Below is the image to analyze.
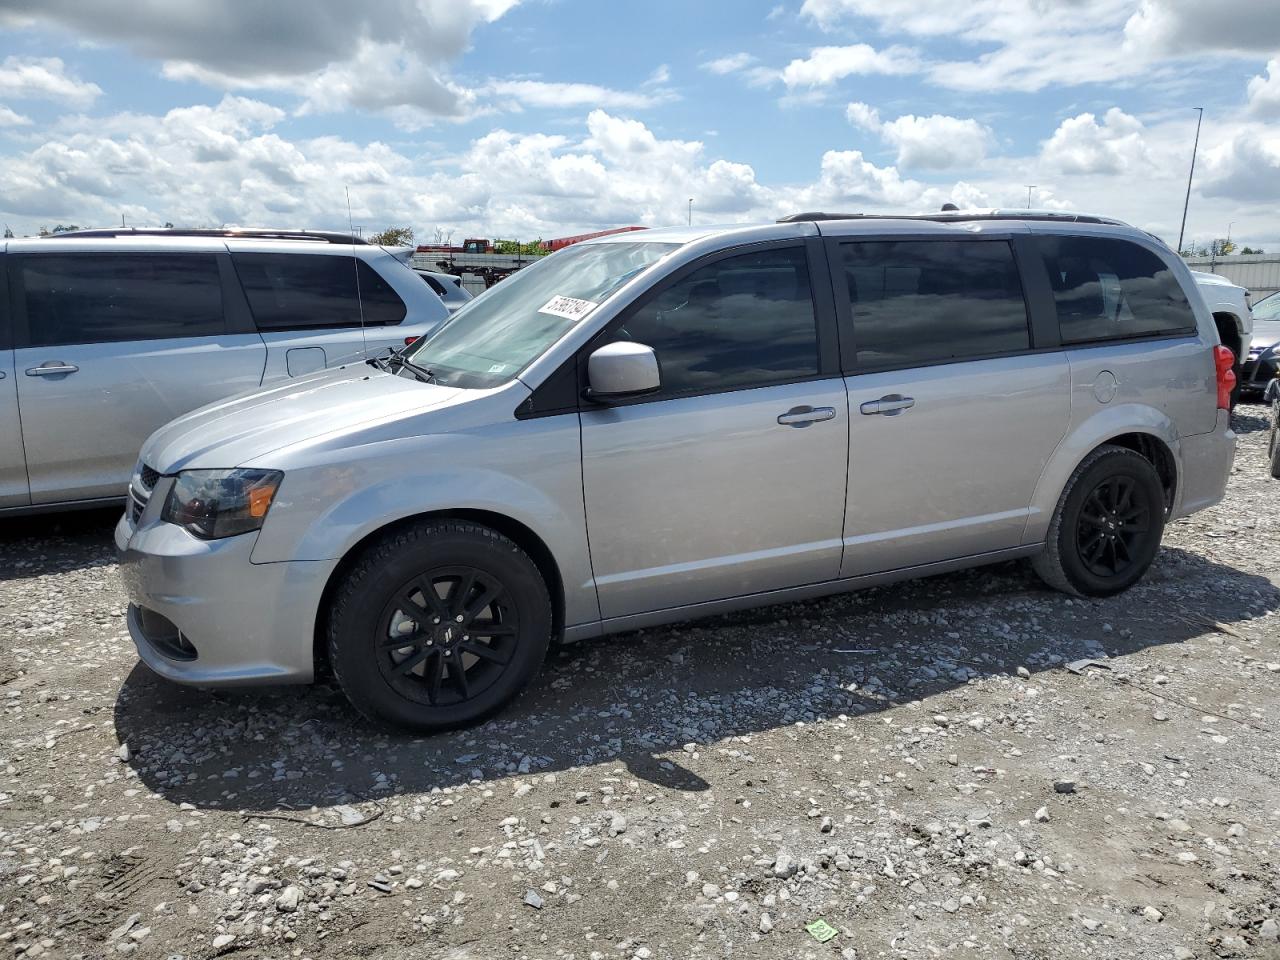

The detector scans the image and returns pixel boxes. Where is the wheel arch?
[1212,311,1244,360]
[1026,405,1181,545]
[313,508,567,678]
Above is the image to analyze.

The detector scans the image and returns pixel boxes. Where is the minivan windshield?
[402,240,681,388]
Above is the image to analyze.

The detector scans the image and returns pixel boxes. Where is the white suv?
[0,229,449,512]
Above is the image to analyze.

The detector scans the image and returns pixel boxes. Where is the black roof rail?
[42,227,368,244]
[777,210,1127,226]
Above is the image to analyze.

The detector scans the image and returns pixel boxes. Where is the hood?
[140,363,464,473]
[1251,319,1280,349]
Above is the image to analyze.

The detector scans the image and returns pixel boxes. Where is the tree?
[50,223,81,234]
[369,226,415,246]
[1242,245,1266,255]
[2,226,12,239]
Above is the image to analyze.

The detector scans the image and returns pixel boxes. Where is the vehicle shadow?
[0,507,119,580]
[1231,402,1270,435]
[111,545,1280,811]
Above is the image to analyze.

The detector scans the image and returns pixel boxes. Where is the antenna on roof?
[346,187,368,361]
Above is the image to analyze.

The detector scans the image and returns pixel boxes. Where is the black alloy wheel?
[1032,444,1166,598]
[1073,476,1154,579]
[376,566,517,707]
[328,520,551,732]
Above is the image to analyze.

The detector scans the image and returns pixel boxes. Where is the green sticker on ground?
[806,919,838,943]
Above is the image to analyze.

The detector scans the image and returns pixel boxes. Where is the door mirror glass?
[587,341,660,401]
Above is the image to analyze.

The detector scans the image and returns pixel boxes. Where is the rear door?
[0,250,29,509]
[14,250,267,504]
[833,234,1071,576]
[230,250,427,378]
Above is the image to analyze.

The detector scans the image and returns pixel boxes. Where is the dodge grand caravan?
[117,212,1238,732]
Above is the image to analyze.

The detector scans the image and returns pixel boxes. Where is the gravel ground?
[2,407,1279,960]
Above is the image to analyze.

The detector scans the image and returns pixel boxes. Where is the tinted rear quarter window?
[233,253,407,330]
[838,240,1030,369]
[1034,235,1196,344]
[21,254,224,347]
[615,245,819,396]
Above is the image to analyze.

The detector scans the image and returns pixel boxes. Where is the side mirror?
[586,341,661,402]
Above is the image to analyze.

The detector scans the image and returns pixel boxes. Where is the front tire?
[1033,445,1166,598]
[327,520,551,733]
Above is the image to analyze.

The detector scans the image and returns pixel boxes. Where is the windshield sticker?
[538,295,598,322]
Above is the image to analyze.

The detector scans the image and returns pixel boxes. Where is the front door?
[14,252,267,504]
[832,237,1070,576]
[580,243,849,620]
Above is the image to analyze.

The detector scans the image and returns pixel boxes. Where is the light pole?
[688,198,693,226]
[1025,185,1036,209]
[1177,107,1204,256]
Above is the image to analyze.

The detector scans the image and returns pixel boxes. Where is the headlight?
[161,469,283,539]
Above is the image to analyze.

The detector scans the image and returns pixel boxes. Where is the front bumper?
[115,498,338,687]
[1239,352,1278,394]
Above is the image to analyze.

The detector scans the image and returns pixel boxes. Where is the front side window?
[22,254,224,347]
[614,246,819,396]
[838,240,1030,369]
[1033,236,1196,344]
[405,240,681,389]
[233,253,406,330]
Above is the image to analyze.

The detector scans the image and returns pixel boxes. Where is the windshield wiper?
[387,354,436,383]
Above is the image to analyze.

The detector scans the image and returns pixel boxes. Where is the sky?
[0,0,1278,250]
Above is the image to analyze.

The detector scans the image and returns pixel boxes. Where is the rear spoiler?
[382,245,415,265]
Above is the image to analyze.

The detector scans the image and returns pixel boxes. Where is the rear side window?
[418,273,448,297]
[1033,236,1196,344]
[21,254,224,347]
[233,254,407,330]
[615,246,819,396]
[838,240,1030,369]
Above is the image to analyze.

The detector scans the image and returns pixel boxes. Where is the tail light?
[1214,344,1237,410]
[404,336,420,346]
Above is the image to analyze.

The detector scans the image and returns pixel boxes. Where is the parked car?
[117,213,1237,732]
[414,268,473,314]
[0,228,449,513]
[1267,379,1280,478]
[1240,318,1280,399]
[1189,270,1252,405]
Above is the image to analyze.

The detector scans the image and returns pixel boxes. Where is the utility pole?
[688,198,693,226]
[1177,107,1204,256]
[1025,185,1035,209]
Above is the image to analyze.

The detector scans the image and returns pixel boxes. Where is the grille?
[128,487,148,525]
[138,464,161,491]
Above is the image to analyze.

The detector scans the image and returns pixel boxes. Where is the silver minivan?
[116,213,1237,731]
[0,229,449,511]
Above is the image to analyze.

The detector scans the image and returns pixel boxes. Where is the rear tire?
[1033,445,1166,598]
[327,520,551,733]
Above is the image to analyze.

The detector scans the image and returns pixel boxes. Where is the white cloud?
[2,1,518,123]
[1123,0,1280,56]
[0,56,101,107]
[1041,108,1150,175]
[781,44,922,88]
[0,105,32,127]
[1247,60,1280,118]
[846,102,991,170]
[485,80,677,111]
[701,53,755,75]
[1200,133,1280,203]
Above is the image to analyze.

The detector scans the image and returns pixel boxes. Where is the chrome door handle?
[26,363,79,377]
[859,394,915,416]
[777,405,836,427]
